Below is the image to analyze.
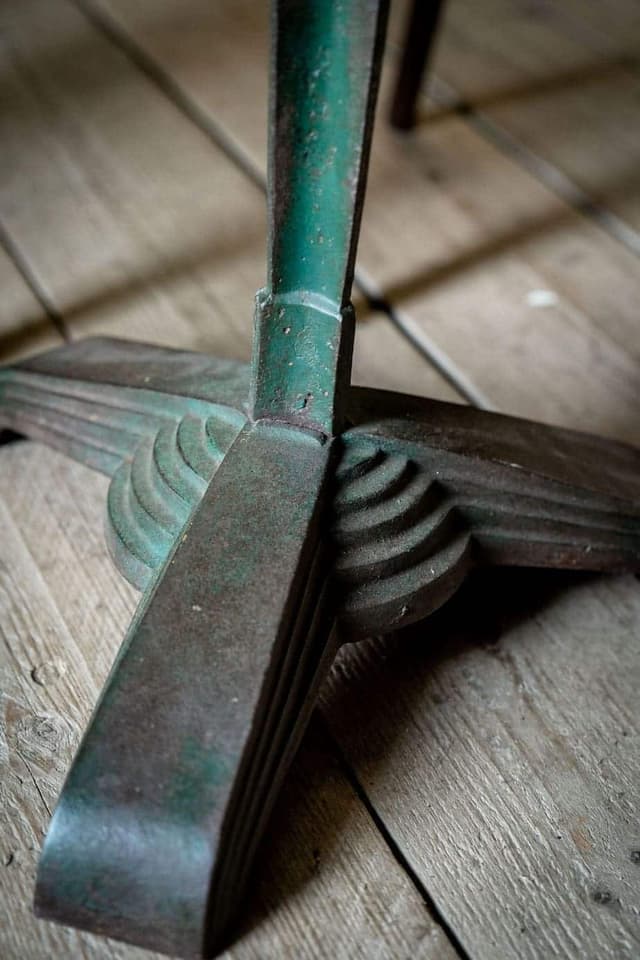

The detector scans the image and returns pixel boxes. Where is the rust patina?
[1,1,639,957]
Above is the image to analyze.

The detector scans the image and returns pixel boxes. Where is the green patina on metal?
[0,361,247,589]
[166,737,234,825]
[251,0,386,433]
[1,1,640,958]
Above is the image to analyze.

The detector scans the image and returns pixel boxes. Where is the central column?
[251,0,389,434]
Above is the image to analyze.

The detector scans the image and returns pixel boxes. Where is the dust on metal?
[0,0,639,957]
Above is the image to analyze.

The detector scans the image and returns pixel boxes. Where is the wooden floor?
[1,1,640,957]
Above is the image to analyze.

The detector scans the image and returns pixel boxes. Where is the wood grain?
[1,449,455,960]
[0,0,456,403]
[96,0,640,439]
[0,247,61,362]
[322,568,640,959]
[392,0,640,237]
[0,0,460,957]
[73,1,640,957]
[1,0,640,958]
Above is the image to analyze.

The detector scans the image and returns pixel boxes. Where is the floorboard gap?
[354,267,494,409]
[69,0,479,405]
[71,0,265,191]
[427,75,640,260]
[321,715,473,960]
[0,218,69,341]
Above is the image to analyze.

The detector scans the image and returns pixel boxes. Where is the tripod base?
[2,337,639,956]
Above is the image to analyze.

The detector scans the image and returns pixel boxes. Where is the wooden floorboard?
[2,449,455,960]
[96,0,640,437]
[0,245,61,362]
[0,1,461,958]
[392,0,640,239]
[1,0,640,958]
[322,568,640,959]
[0,0,456,400]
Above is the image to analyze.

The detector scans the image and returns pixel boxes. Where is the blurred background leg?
[390,0,445,130]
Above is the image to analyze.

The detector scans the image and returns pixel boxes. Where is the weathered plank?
[1,450,460,960]
[322,568,640,960]
[0,0,462,958]
[0,246,61,362]
[96,0,640,438]
[73,2,640,959]
[391,0,640,237]
[0,477,153,960]
[0,0,456,402]
[3,0,640,958]
[1,448,459,960]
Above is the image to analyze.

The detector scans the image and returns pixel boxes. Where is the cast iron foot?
[2,336,639,955]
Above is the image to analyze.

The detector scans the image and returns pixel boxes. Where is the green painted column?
[250,0,389,435]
